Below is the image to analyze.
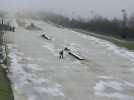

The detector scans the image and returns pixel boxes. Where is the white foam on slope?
[94,80,134,100]
[42,42,59,56]
[8,44,64,100]
[81,34,134,64]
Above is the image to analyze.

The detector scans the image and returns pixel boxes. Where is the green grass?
[74,28,134,51]
[114,41,134,50]
[0,65,14,100]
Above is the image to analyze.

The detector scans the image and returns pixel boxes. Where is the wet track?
[7,19,134,100]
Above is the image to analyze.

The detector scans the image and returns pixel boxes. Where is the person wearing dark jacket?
[59,50,64,59]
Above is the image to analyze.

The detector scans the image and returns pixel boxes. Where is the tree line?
[38,12,134,40]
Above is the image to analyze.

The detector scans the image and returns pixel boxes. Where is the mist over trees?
[0,11,7,18]
[128,13,134,29]
[0,11,7,25]
[36,11,134,40]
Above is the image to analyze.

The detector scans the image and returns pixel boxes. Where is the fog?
[0,0,134,18]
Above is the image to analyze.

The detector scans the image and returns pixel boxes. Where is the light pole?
[121,9,127,28]
[121,9,127,38]
[90,10,94,19]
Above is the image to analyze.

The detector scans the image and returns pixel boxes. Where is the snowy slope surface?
[7,19,134,100]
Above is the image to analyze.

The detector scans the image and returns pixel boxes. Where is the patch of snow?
[42,43,58,56]
[31,78,64,96]
[8,44,64,99]
[25,57,33,61]
[130,68,134,73]
[95,92,133,100]
[36,86,64,96]
[94,80,134,100]
[124,81,134,87]
[27,95,36,100]
[81,34,134,64]
[81,34,88,39]
[94,80,105,92]
[94,80,123,91]
[99,76,114,79]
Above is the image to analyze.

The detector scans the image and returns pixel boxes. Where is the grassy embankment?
[0,30,14,99]
[0,63,14,100]
[74,28,134,50]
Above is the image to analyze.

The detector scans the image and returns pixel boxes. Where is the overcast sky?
[0,0,134,18]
